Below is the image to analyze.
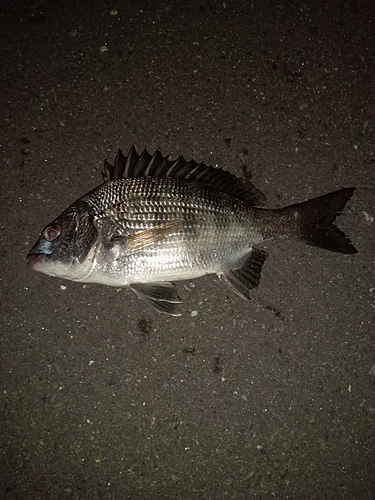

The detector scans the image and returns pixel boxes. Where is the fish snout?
[26,252,47,269]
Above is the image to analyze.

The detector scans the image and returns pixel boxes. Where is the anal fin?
[221,248,268,299]
[130,282,182,316]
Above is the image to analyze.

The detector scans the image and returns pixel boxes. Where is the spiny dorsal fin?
[103,146,266,206]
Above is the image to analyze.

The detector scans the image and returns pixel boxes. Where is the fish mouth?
[26,252,47,269]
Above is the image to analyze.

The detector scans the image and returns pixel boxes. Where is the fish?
[27,146,357,315]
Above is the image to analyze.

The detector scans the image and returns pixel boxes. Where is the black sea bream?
[27,147,357,315]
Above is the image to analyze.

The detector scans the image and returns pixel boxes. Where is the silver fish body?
[27,147,357,315]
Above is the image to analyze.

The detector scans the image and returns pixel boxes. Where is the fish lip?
[26,252,47,268]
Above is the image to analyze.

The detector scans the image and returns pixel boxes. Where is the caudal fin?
[290,188,357,254]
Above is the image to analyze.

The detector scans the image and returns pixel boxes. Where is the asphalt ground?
[1,0,374,498]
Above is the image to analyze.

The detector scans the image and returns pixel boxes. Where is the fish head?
[27,205,100,282]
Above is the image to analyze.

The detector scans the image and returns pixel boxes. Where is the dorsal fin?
[103,146,266,206]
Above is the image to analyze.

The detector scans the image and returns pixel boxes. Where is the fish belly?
[86,224,259,287]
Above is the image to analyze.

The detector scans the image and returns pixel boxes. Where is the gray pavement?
[1,1,374,498]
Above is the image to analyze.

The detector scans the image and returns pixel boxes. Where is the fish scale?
[90,178,253,276]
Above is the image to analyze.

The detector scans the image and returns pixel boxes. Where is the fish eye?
[43,224,62,242]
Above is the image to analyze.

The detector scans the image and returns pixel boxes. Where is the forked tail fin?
[288,188,357,254]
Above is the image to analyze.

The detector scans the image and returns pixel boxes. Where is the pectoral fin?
[130,282,182,316]
[221,248,268,299]
[110,220,189,257]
